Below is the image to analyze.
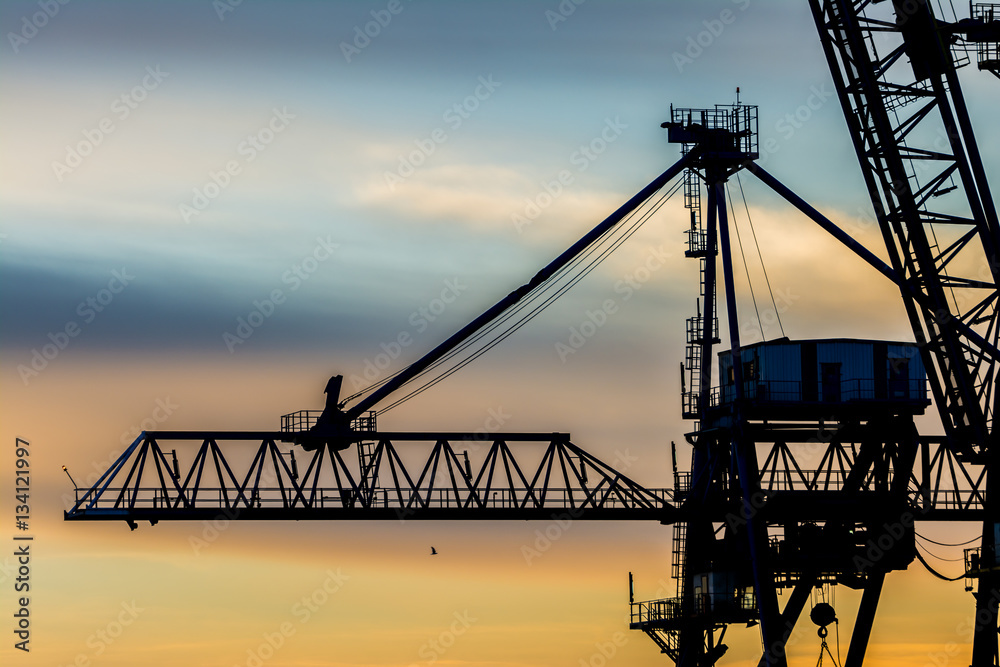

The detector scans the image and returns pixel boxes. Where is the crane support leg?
[971,566,1000,666]
[844,571,884,667]
[972,425,1000,666]
[714,178,785,666]
[756,576,815,667]
[844,424,917,666]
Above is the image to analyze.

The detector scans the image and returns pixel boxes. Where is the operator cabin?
[716,338,930,418]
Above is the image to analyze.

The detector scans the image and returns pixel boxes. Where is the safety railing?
[631,591,756,625]
[280,410,376,433]
[714,378,929,406]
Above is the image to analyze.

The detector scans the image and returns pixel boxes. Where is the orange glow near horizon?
[0,353,983,667]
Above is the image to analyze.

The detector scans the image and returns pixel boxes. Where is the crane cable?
[392,178,683,394]
[341,367,404,405]
[914,547,966,581]
[814,624,842,667]
[376,179,682,415]
[373,178,684,415]
[737,172,785,338]
[342,187,661,407]
[915,532,980,547]
[376,206,637,408]
[726,181,765,342]
[915,538,966,562]
[339,194,635,406]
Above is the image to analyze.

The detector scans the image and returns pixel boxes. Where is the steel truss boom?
[64,431,674,524]
[808,1,1000,662]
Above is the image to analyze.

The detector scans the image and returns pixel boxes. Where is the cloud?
[355,163,529,227]
[352,161,652,243]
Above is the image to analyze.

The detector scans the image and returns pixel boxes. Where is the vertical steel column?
[844,572,884,667]
[714,177,785,666]
[699,174,719,415]
[972,431,1000,665]
[677,175,722,667]
[677,171,718,667]
[845,419,918,666]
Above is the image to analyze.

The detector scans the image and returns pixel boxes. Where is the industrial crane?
[66,1,1000,665]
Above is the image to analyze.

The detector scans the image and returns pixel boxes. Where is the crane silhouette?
[65,2,1000,665]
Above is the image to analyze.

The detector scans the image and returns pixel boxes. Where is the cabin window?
[726,361,755,385]
[889,358,909,399]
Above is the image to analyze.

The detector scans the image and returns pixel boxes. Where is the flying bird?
[430,547,438,555]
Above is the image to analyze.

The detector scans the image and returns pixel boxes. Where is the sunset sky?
[1,1,997,666]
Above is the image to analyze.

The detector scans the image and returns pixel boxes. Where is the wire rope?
[726,181,764,341]
[374,178,684,415]
[916,532,980,547]
[736,172,785,338]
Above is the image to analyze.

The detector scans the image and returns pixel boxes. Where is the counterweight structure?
[65,1,1000,665]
